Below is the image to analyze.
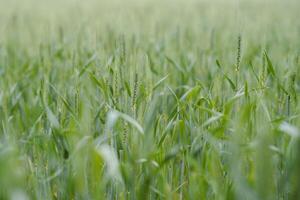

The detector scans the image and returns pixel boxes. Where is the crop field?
[0,0,300,199]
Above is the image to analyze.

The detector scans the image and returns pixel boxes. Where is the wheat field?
[0,0,300,199]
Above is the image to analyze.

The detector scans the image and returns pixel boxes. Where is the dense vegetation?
[0,0,300,199]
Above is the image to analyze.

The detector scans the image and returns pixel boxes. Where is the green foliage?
[0,0,300,199]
